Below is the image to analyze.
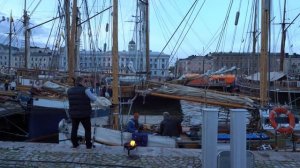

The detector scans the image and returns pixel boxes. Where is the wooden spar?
[260,0,269,107]
[8,11,13,68]
[279,0,287,71]
[24,1,30,69]
[67,0,77,84]
[112,0,119,129]
[251,0,258,75]
[145,0,150,80]
[148,92,253,109]
[64,0,70,80]
[148,80,260,101]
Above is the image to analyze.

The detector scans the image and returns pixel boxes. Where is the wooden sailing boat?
[236,0,300,107]
[258,0,300,135]
[58,0,181,148]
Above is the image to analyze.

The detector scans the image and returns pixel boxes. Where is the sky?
[0,0,300,65]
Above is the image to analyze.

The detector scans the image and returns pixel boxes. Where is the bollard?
[202,108,219,168]
[230,109,247,168]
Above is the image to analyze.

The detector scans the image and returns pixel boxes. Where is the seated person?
[160,112,182,137]
[126,111,143,133]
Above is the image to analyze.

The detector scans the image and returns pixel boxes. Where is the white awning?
[245,71,286,81]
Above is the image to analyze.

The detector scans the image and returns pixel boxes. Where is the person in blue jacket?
[127,111,142,133]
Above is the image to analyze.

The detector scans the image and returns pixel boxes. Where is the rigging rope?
[169,0,207,68]
[238,0,251,53]
[151,0,175,52]
[230,0,243,52]
[215,0,233,52]
[157,0,199,59]
[169,0,199,57]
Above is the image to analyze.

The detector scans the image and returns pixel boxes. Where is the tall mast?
[251,0,258,75]
[24,0,30,69]
[67,0,77,83]
[145,0,150,80]
[8,11,13,69]
[112,0,119,129]
[260,0,270,107]
[279,0,286,72]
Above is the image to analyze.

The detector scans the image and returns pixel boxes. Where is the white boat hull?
[59,117,176,148]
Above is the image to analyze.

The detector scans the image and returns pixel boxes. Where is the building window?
[162,59,165,62]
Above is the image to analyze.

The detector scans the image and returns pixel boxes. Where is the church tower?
[128,40,136,52]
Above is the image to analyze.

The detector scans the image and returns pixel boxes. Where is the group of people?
[3,79,16,91]
[67,77,182,149]
[126,111,182,137]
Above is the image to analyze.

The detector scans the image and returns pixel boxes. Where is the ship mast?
[112,0,119,129]
[8,11,13,69]
[250,0,258,75]
[279,0,287,72]
[260,0,270,107]
[24,0,30,69]
[145,0,150,80]
[66,0,77,84]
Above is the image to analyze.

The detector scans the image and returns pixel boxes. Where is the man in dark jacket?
[67,77,97,149]
[160,112,182,137]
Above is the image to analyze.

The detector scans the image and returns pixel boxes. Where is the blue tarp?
[218,133,270,140]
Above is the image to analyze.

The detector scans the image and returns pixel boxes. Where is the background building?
[176,52,300,78]
[176,55,214,77]
[59,40,170,78]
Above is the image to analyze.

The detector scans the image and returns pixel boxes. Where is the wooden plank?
[147,92,253,109]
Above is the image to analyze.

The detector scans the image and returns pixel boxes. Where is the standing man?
[67,77,97,149]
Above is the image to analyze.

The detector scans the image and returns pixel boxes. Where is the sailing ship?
[236,0,300,108]
[254,1,300,137]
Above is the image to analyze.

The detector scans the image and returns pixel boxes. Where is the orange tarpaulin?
[210,74,235,84]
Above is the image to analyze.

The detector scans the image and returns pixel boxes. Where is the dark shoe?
[86,145,95,149]
[72,144,79,148]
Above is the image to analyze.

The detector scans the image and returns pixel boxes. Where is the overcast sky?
[0,0,300,64]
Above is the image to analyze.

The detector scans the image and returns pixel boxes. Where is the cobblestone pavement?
[0,142,300,167]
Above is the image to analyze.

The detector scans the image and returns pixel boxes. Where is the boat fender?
[269,106,295,134]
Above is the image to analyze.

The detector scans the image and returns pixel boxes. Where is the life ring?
[269,107,295,134]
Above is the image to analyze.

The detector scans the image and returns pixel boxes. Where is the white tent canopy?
[245,72,286,81]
